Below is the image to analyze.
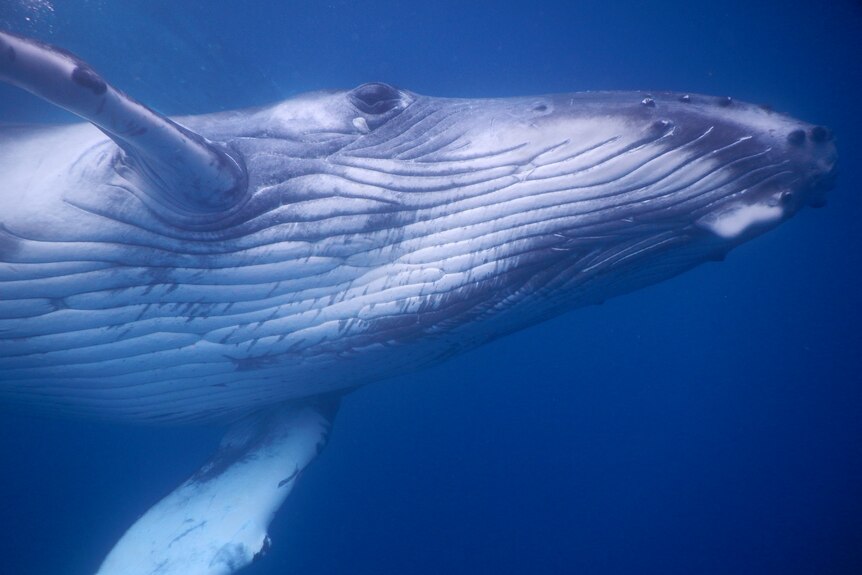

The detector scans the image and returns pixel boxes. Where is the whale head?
[190,84,837,328]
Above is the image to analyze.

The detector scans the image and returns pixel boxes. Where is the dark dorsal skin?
[0,31,836,423]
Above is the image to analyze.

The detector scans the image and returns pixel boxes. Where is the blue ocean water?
[0,1,860,574]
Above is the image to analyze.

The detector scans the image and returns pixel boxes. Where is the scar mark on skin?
[71,66,107,95]
[278,466,300,487]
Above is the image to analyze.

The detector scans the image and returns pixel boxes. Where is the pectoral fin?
[0,31,246,212]
[96,401,337,575]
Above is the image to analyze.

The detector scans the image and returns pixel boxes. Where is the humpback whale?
[0,30,837,574]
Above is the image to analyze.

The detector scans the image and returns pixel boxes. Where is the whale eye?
[350,82,403,114]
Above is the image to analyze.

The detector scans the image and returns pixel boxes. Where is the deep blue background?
[1,1,860,574]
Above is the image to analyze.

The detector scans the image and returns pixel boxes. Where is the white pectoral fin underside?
[96,401,338,575]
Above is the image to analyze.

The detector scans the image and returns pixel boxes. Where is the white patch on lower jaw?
[698,202,784,239]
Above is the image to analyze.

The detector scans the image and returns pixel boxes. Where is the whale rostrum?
[0,30,837,574]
